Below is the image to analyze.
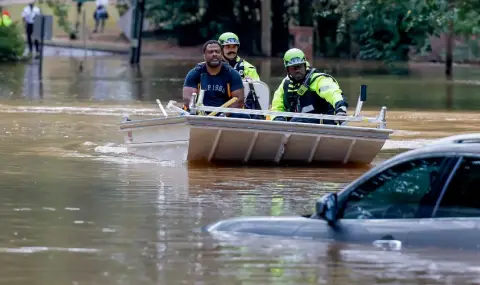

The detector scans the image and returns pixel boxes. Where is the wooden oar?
[207,97,238,116]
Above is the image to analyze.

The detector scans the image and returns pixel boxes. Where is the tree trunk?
[445,20,454,77]
[271,0,289,56]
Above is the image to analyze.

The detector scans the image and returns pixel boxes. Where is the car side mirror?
[315,193,338,224]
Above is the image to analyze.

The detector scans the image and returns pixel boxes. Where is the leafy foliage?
[45,0,76,36]
[0,24,25,62]
[144,0,262,54]
[115,0,130,17]
[350,0,452,62]
[454,0,480,36]
[143,0,479,60]
[145,0,200,30]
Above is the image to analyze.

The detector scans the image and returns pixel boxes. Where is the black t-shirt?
[183,63,243,107]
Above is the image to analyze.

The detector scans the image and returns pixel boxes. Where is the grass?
[3,2,120,37]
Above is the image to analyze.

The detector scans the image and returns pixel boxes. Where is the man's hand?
[273,116,287,121]
[182,87,197,107]
[334,106,347,125]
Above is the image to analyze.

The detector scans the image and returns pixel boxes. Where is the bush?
[0,24,25,62]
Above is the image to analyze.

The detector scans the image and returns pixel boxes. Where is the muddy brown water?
[0,55,479,284]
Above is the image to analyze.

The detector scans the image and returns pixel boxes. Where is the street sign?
[33,15,53,41]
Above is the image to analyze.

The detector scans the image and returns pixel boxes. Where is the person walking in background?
[93,5,108,33]
[21,1,41,58]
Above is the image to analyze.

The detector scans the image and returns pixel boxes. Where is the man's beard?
[292,73,304,81]
[206,59,221,67]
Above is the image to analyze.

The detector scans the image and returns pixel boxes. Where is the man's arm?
[21,7,27,24]
[310,76,348,114]
[269,78,286,121]
[229,69,245,108]
[182,68,199,107]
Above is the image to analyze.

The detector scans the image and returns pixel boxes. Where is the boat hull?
[120,116,392,165]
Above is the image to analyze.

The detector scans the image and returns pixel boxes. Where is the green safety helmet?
[283,48,307,67]
[218,32,240,46]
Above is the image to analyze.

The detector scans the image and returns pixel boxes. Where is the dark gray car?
[205,134,480,251]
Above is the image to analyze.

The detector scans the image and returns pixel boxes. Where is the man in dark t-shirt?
[183,40,249,118]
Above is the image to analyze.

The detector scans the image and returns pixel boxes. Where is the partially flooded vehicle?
[205,134,480,251]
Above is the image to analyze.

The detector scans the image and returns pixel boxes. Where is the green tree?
[454,0,480,36]
[351,0,452,62]
[44,0,76,37]
[0,24,25,62]
[145,0,263,54]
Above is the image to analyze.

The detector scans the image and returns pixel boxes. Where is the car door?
[320,155,455,249]
[406,155,480,250]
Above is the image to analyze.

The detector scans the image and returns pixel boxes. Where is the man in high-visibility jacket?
[0,10,13,27]
[218,32,260,81]
[218,32,263,116]
[270,48,349,125]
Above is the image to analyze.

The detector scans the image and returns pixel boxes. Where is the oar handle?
[207,97,238,117]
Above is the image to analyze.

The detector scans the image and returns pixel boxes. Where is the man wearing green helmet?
[218,32,260,81]
[270,48,348,124]
[218,32,263,117]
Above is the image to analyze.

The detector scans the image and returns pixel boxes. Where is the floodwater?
[0,49,480,284]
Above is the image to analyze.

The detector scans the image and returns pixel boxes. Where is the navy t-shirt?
[183,63,244,107]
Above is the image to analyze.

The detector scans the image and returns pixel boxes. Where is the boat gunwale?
[125,129,387,147]
[119,115,393,137]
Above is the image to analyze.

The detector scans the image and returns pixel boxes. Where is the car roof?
[334,134,480,200]
[428,133,480,146]
[404,143,480,157]
[390,133,480,159]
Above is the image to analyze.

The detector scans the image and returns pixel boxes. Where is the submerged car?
[205,134,480,250]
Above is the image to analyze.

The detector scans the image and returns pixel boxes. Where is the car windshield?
[340,157,446,219]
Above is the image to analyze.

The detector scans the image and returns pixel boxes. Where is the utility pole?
[261,0,271,57]
[38,15,45,79]
[134,0,145,64]
[129,0,145,65]
[445,0,454,78]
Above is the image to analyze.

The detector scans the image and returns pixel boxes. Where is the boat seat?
[242,80,270,111]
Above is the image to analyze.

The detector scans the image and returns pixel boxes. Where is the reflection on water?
[1,57,480,111]
[23,62,44,102]
[0,56,479,284]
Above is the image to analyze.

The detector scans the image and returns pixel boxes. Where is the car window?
[340,157,447,219]
[434,156,480,218]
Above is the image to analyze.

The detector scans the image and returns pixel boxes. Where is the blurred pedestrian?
[21,1,41,57]
[93,5,108,33]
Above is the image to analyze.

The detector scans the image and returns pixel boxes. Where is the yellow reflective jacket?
[0,14,12,27]
[230,56,260,81]
[269,69,346,120]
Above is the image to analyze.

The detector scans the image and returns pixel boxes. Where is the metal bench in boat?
[119,82,393,165]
